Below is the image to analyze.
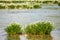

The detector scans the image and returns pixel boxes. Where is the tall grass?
[5,23,22,35]
[25,22,53,35]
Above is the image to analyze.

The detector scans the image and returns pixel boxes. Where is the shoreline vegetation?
[5,22,53,36]
[0,1,60,9]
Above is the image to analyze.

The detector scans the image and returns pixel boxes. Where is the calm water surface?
[0,6,60,40]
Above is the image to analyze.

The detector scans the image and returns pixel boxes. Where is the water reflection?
[5,34,52,40]
[6,35,20,40]
[27,35,52,40]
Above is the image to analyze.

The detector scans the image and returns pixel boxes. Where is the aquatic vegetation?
[22,5,28,9]
[12,1,24,3]
[8,5,15,9]
[0,1,59,9]
[0,1,42,9]
[5,23,22,35]
[33,5,41,9]
[25,22,53,35]
[0,5,5,9]
[16,5,21,9]
[0,1,10,3]
[43,1,48,4]
[54,1,58,4]
[58,2,60,6]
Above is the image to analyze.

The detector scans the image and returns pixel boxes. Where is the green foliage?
[43,1,53,4]
[58,2,60,6]
[0,5,5,9]
[22,5,27,8]
[8,5,15,9]
[5,23,22,35]
[25,22,53,35]
[33,5,41,9]
[54,1,58,4]
[43,1,48,4]
[0,1,10,3]
[16,5,21,9]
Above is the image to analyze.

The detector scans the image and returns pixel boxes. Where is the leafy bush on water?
[0,5,5,9]
[16,5,21,9]
[8,5,15,9]
[54,1,58,4]
[58,2,60,6]
[33,5,41,9]
[22,5,28,8]
[5,23,22,35]
[25,22,53,35]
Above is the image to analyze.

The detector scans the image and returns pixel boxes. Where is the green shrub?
[26,6,33,9]
[33,5,41,9]
[16,5,21,9]
[0,5,5,9]
[58,2,60,6]
[22,5,28,9]
[5,23,22,35]
[25,22,53,35]
[54,1,58,4]
[8,5,15,9]
[43,1,48,4]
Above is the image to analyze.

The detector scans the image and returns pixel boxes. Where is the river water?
[0,5,60,40]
